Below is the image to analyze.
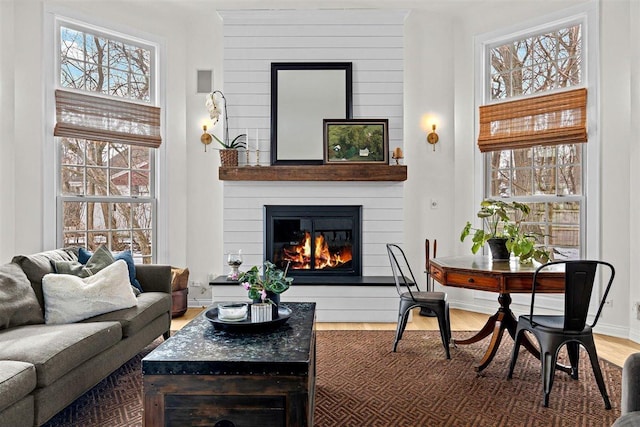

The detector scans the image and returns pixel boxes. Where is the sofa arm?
[135,265,171,294]
[622,353,640,414]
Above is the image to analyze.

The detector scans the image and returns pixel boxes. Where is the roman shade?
[477,88,587,153]
[54,89,162,148]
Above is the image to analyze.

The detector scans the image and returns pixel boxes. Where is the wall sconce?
[201,124,213,152]
[426,124,439,151]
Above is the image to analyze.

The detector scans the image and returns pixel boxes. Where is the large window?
[56,20,158,263]
[482,19,586,259]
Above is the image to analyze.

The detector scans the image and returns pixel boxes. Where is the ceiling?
[162,0,497,14]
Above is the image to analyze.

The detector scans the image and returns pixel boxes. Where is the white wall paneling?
[219,9,407,163]
[222,182,404,275]
[210,283,399,322]
[210,9,407,321]
[218,181,404,322]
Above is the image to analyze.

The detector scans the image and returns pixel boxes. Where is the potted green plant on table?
[239,261,293,305]
[205,90,246,166]
[460,199,549,264]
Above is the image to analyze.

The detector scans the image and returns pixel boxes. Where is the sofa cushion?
[0,322,122,387]
[83,291,171,337]
[11,248,78,309]
[171,267,189,291]
[0,361,36,412]
[53,244,114,277]
[0,263,44,328]
[42,260,138,324]
[79,247,143,293]
[53,246,141,296]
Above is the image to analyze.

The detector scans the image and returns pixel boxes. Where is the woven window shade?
[477,88,587,153]
[54,89,162,148]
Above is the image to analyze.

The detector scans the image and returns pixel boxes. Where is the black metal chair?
[386,243,451,359]
[507,260,615,409]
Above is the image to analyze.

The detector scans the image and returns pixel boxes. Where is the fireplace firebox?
[265,205,362,277]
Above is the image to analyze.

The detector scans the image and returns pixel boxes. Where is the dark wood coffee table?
[142,302,316,427]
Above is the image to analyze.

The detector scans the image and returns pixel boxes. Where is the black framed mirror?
[270,62,353,165]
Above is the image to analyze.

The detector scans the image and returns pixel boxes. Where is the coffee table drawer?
[165,395,285,427]
[447,272,500,291]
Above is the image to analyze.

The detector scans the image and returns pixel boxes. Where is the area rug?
[43,330,621,426]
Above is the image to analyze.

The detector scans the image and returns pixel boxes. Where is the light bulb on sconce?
[427,124,439,151]
[201,124,213,152]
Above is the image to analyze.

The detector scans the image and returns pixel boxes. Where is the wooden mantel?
[218,164,407,181]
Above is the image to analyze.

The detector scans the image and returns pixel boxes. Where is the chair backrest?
[531,260,615,331]
[386,244,419,298]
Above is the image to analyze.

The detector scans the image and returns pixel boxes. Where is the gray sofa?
[613,352,640,426]
[0,248,172,426]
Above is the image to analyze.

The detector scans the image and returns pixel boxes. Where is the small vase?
[252,291,280,319]
[487,238,510,261]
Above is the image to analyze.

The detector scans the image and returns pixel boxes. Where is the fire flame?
[281,231,352,270]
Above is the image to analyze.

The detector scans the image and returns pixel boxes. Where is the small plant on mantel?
[205,90,247,149]
[205,91,246,166]
[460,199,550,264]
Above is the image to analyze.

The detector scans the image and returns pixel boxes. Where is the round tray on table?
[205,305,292,332]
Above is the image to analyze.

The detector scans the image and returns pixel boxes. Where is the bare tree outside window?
[58,24,155,263]
[486,23,583,259]
[489,25,581,100]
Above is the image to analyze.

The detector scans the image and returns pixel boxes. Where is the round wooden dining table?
[429,256,566,372]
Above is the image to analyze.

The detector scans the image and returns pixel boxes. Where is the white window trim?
[43,5,168,263]
[473,2,600,310]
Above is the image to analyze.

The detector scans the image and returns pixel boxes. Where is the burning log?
[278,231,352,271]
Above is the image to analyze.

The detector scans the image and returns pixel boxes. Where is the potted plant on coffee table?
[239,261,293,316]
[460,199,549,263]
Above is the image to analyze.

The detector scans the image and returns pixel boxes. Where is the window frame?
[483,18,586,104]
[57,139,156,263]
[44,10,166,263]
[474,3,600,262]
[57,19,157,103]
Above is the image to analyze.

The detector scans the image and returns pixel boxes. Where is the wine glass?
[227,250,243,281]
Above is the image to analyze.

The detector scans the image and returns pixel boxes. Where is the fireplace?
[264,205,362,277]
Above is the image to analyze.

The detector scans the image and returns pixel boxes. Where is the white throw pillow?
[42,260,138,324]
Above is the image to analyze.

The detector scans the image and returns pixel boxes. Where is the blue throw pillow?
[78,247,143,293]
[77,247,92,264]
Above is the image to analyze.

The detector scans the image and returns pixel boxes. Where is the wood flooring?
[172,307,640,368]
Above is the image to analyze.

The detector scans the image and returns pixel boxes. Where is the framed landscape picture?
[323,119,389,164]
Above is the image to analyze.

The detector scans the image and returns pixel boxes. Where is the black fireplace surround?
[264,205,362,277]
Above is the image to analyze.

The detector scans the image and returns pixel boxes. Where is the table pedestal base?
[453,293,569,373]
[429,256,567,373]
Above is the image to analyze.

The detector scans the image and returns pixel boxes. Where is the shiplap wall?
[215,9,407,321]
[220,9,406,165]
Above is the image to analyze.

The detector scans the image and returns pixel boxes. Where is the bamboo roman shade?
[54,89,162,148]
[477,88,587,153]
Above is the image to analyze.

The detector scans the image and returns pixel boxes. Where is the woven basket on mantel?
[219,149,239,167]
